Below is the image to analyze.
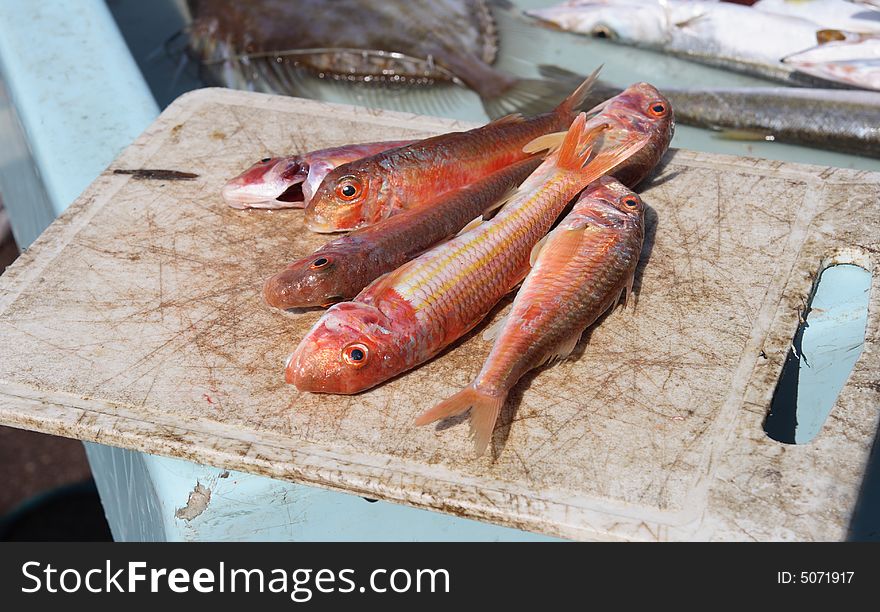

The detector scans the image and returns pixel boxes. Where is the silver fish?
[528,0,878,89]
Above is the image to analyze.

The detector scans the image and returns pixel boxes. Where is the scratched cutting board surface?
[0,89,877,541]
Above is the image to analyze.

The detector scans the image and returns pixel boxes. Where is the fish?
[752,0,880,35]
[415,176,646,455]
[303,68,600,233]
[263,156,543,309]
[527,0,879,89]
[285,110,650,394]
[783,37,880,91]
[541,69,880,157]
[663,85,880,156]
[221,140,415,210]
[186,0,576,119]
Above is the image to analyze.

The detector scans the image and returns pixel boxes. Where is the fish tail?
[480,65,599,120]
[556,113,651,180]
[415,386,506,456]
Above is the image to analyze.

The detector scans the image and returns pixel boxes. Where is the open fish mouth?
[222,180,306,208]
[222,158,310,209]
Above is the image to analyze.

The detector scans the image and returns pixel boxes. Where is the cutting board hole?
[764,263,871,445]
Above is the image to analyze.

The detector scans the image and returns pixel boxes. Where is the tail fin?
[555,112,651,179]
[415,386,505,456]
[482,75,581,119]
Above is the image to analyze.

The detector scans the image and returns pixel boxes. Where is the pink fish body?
[416,176,646,454]
[285,111,648,394]
[221,140,415,209]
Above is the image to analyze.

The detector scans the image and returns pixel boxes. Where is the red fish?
[302,68,601,232]
[416,177,647,455]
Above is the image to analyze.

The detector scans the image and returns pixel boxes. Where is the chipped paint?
[175,482,212,522]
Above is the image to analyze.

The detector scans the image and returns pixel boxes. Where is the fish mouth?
[222,158,309,209]
[222,179,305,209]
[276,182,305,203]
[304,215,343,234]
[263,270,341,310]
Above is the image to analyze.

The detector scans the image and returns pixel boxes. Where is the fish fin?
[673,11,709,29]
[415,386,506,456]
[456,215,484,237]
[554,64,602,117]
[714,128,776,142]
[558,114,650,179]
[623,272,637,309]
[532,224,590,270]
[539,65,621,110]
[482,69,597,119]
[554,114,608,171]
[484,185,518,216]
[541,331,582,366]
[523,131,567,154]
[529,234,550,266]
[482,314,508,342]
[486,113,527,127]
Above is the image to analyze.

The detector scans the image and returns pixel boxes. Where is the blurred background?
[0,0,878,540]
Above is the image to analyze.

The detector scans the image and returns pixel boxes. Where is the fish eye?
[591,24,617,40]
[342,343,369,367]
[335,176,362,201]
[310,257,331,269]
[648,101,667,117]
[622,197,640,209]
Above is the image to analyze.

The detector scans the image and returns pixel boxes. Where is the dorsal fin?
[523,131,566,154]
[485,113,526,128]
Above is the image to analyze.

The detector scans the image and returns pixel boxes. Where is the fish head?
[285,302,403,394]
[303,163,388,233]
[578,176,645,228]
[221,156,309,209]
[607,82,675,143]
[263,249,356,309]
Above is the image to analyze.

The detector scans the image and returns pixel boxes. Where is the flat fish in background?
[222,140,416,209]
[186,0,576,119]
[286,112,650,395]
[527,0,879,89]
[416,177,646,455]
[303,69,599,232]
[263,156,543,309]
